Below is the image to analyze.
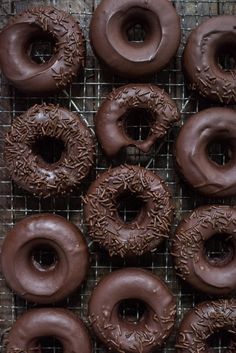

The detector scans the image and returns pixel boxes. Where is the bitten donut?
[5,308,92,353]
[172,205,236,296]
[0,6,85,94]
[5,103,95,197]
[176,299,236,353]
[84,165,174,257]
[1,214,89,303]
[95,84,180,158]
[90,0,180,78]
[89,268,176,353]
[175,107,236,197]
[183,16,236,104]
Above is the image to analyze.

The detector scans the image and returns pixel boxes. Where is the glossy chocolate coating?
[176,299,236,353]
[95,84,180,158]
[6,308,92,353]
[84,164,174,257]
[1,214,89,303]
[172,205,236,296]
[175,107,236,197]
[89,268,176,353]
[0,6,85,94]
[183,16,236,104]
[4,103,95,198]
[90,0,180,78]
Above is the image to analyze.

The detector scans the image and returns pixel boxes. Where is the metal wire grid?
[0,0,236,352]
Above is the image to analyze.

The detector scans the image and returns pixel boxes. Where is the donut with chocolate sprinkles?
[176,299,236,353]
[0,6,85,94]
[1,214,89,303]
[95,84,180,158]
[84,165,174,257]
[89,268,176,353]
[183,16,236,104]
[4,103,95,197]
[172,205,236,296]
[5,308,92,353]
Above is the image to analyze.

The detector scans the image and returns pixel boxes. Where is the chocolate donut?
[89,268,176,353]
[175,107,236,197]
[1,214,89,303]
[176,299,236,353]
[95,84,180,158]
[5,308,92,353]
[90,0,181,78]
[183,16,236,104]
[172,205,236,296]
[5,103,95,197]
[0,6,85,94]
[84,165,174,257]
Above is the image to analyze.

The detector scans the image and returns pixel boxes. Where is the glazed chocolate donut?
[183,16,236,104]
[1,214,89,303]
[175,107,236,197]
[90,0,181,78]
[0,6,85,94]
[5,308,92,353]
[95,84,180,158]
[176,299,236,353]
[172,205,236,296]
[84,165,174,257]
[5,103,95,197]
[89,268,176,353]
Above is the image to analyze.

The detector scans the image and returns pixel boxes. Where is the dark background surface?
[0,0,236,352]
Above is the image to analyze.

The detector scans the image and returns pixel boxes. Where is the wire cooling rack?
[1,0,236,352]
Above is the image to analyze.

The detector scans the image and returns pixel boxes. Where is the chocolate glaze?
[0,6,85,94]
[175,107,236,197]
[90,0,180,78]
[88,268,176,353]
[5,308,92,353]
[172,205,236,296]
[84,164,174,257]
[4,103,95,198]
[95,84,180,158]
[1,214,89,303]
[183,16,236,104]
[176,299,236,353]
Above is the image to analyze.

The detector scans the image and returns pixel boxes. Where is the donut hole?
[118,299,147,323]
[204,233,234,267]
[116,191,144,223]
[31,244,59,271]
[29,32,56,64]
[218,52,236,71]
[122,10,150,44]
[123,108,152,141]
[206,330,236,353]
[217,42,236,71]
[126,23,147,42]
[207,139,232,166]
[120,7,161,45]
[32,136,65,164]
[32,336,63,353]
